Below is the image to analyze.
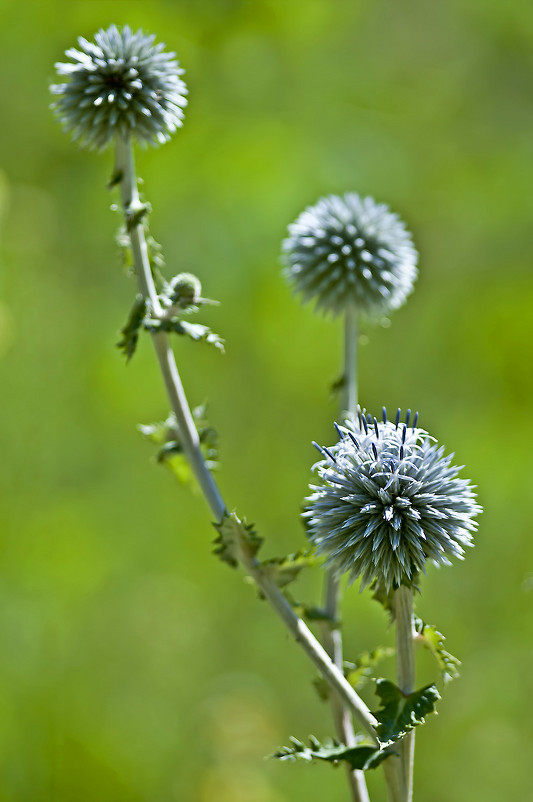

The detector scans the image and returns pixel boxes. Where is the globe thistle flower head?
[283,194,418,318]
[51,25,187,150]
[304,408,481,593]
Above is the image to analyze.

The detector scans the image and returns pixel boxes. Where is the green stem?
[114,134,226,522]
[322,575,370,802]
[113,134,379,744]
[394,585,415,801]
[321,306,369,801]
[343,306,358,417]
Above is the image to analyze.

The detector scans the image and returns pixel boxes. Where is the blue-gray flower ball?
[304,410,481,592]
[283,194,418,318]
[51,25,187,150]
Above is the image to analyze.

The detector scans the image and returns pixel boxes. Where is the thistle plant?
[51,25,481,802]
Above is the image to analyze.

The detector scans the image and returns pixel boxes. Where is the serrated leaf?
[213,512,263,569]
[143,316,224,352]
[414,617,461,684]
[345,647,395,691]
[374,680,440,746]
[259,550,317,590]
[117,295,147,361]
[271,735,392,771]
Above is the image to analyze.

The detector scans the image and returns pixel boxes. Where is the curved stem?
[394,586,415,801]
[113,134,379,744]
[114,134,226,522]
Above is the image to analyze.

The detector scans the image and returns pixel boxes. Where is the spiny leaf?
[374,679,440,746]
[345,647,395,691]
[259,549,317,590]
[271,735,392,771]
[414,617,461,684]
[117,295,147,361]
[213,512,263,569]
[143,316,224,352]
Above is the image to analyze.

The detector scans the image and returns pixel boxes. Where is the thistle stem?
[113,134,379,744]
[114,134,226,522]
[344,306,358,417]
[394,585,416,801]
[320,307,369,801]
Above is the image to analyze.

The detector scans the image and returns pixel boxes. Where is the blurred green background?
[0,1,532,800]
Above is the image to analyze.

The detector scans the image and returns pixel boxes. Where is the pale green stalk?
[114,134,226,521]
[394,585,415,801]
[113,133,379,744]
[320,307,370,802]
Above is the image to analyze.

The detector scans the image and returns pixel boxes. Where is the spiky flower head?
[283,194,417,318]
[50,25,187,150]
[304,409,481,593]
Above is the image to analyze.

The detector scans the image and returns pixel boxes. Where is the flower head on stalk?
[304,409,481,593]
[283,194,417,318]
[51,24,187,150]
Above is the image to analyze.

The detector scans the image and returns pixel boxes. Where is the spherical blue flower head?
[51,25,188,150]
[283,194,418,318]
[304,409,481,592]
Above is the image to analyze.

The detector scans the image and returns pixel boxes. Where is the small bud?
[166,273,202,310]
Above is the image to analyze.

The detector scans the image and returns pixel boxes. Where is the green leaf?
[138,414,178,446]
[143,316,224,352]
[259,549,317,590]
[164,453,194,485]
[107,168,123,189]
[414,617,461,684]
[374,680,440,746]
[213,512,263,569]
[116,295,147,361]
[139,408,219,483]
[345,647,395,691]
[271,735,392,771]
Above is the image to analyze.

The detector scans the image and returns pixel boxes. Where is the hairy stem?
[394,585,415,801]
[113,134,379,744]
